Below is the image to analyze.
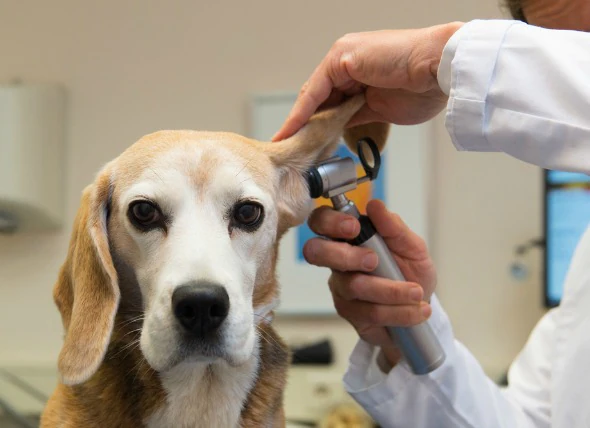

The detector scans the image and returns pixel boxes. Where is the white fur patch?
[145,345,259,428]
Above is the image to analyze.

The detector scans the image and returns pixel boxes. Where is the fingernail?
[340,219,356,236]
[362,253,378,270]
[410,287,423,302]
[421,303,432,318]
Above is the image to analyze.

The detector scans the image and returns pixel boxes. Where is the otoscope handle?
[351,215,446,375]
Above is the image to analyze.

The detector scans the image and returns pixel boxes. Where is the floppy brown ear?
[53,169,119,385]
[265,94,390,227]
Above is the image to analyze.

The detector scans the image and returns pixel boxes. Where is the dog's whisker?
[238,177,253,186]
[255,329,273,348]
[120,337,141,352]
[132,357,154,386]
[109,338,141,360]
[235,158,253,179]
[117,315,144,324]
[252,313,274,324]
[121,326,144,336]
[254,326,283,350]
[114,328,144,345]
[117,316,145,328]
[131,358,145,385]
[149,167,166,185]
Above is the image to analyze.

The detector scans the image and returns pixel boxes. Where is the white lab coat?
[343,20,590,427]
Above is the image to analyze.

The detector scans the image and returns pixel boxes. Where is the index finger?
[271,66,335,141]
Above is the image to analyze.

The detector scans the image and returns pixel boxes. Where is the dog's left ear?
[265,94,389,227]
[53,168,119,385]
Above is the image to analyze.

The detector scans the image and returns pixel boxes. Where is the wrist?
[377,346,402,373]
[427,21,464,82]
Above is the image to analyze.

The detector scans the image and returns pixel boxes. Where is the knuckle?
[335,33,357,49]
[390,212,402,225]
[299,80,310,96]
[342,246,355,272]
[327,273,340,292]
[347,274,365,300]
[334,300,348,319]
[401,307,421,326]
[333,35,349,51]
[342,281,357,302]
[415,236,428,254]
[397,309,412,326]
[386,283,403,302]
[367,307,383,325]
[355,323,373,338]
[308,207,332,235]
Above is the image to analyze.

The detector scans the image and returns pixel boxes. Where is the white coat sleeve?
[344,294,557,428]
[437,19,590,173]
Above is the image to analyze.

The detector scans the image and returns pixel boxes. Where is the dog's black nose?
[172,283,230,336]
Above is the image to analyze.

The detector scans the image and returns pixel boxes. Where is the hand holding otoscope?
[305,138,445,374]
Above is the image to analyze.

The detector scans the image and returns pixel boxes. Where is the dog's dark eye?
[232,202,264,231]
[128,201,164,231]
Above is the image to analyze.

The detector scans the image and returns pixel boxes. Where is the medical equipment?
[305,138,445,375]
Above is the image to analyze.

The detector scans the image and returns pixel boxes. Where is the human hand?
[272,22,463,142]
[303,200,437,368]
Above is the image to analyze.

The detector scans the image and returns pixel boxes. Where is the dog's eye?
[128,201,163,230]
[232,202,264,231]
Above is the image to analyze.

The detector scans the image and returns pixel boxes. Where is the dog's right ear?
[53,168,120,385]
[264,95,389,229]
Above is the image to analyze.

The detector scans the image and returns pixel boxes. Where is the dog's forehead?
[111,130,275,196]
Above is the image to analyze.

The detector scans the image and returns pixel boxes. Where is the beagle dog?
[40,95,388,428]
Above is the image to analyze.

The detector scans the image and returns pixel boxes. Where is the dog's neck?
[145,348,260,428]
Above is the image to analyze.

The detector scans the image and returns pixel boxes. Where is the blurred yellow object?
[318,403,374,428]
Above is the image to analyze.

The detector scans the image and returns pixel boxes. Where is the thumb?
[365,200,429,260]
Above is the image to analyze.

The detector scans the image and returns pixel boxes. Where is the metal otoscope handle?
[333,196,445,375]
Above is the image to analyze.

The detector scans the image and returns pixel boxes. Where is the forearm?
[438,19,590,173]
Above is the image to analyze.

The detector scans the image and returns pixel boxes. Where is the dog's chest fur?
[146,355,259,428]
[41,321,289,427]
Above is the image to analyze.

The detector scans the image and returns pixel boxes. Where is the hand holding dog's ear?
[272,23,463,142]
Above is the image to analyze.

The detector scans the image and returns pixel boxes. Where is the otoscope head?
[305,137,382,199]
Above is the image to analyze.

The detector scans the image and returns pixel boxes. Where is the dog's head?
[53,95,389,385]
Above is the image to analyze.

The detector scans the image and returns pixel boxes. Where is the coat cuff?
[343,294,456,410]
[437,19,524,152]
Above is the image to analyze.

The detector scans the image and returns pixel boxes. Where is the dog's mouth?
[140,315,256,372]
[175,333,227,362]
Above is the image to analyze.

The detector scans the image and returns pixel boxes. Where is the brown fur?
[41,94,389,427]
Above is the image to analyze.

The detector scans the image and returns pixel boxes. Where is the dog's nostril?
[179,304,196,320]
[172,282,230,336]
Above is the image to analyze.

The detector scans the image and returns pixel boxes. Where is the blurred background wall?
[0,0,546,422]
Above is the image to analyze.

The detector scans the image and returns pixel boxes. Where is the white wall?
[0,0,545,385]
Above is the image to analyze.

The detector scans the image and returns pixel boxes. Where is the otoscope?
[305,138,445,375]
